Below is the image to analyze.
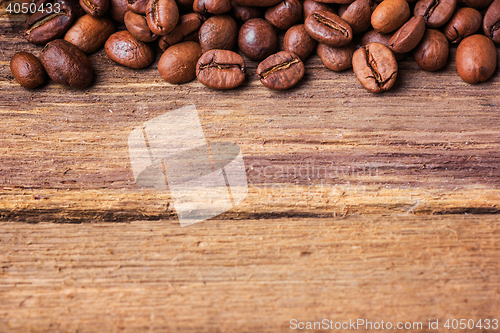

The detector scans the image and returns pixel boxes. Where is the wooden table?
[1,14,499,332]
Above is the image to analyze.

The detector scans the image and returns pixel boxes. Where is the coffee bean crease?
[312,13,350,37]
[364,46,397,87]
[423,0,440,20]
[199,60,244,71]
[258,58,300,79]
[25,13,66,35]
[151,0,163,30]
[83,0,98,11]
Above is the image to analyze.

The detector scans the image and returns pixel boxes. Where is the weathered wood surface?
[1,215,500,332]
[1,18,500,220]
[1,13,500,333]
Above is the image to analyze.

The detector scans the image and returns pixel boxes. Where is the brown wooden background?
[1,12,500,332]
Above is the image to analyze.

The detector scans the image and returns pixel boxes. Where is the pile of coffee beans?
[9,0,500,91]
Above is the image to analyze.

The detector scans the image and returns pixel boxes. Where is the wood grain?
[1,13,500,332]
[1,17,500,220]
[1,215,499,332]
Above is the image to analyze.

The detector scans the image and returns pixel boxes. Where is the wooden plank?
[1,17,500,220]
[0,215,499,332]
[1,14,500,333]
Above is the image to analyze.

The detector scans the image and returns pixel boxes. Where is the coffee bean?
[196,49,245,89]
[24,1,74,45]
[194,0,231,14]
[462,0,493,8]
[352,42,398,93]
[109,0,128,22]
[199,15,238,53]
[158,41,202,83]
[146,0,179,35]
[314,0,356,4]
[388,15,425,54]
[158,13,205,50]
[105,30,155,68]
[443,8,481,43]
[361,28,407,61]
[10,52,46,89]
[414,0,456,28]
[360,29,391,45]
[413,29,448,71]
[231,1,262,21]
[456,34,497,83]
[304,10,353,46]
[125,10,158,42]
[302,0,334,19]
[232,0,282,7]
[128,0,149,14]
[40,39,93,88]
[483,0,500,44]
[371,0,410,33]
[339,0,372,34]
[257,51,305,90]
[284,24,317,60]
[80,0,109,16]
[64,14,115,53]
[264,0,302,30]
[316,42,355,71]
[238,18,277,60]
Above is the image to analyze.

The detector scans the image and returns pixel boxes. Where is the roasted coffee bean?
[388,15,425,53]
[80,0,109,16]
[338,0,372,34]
[198,15,238,52]
[193,0,231,14]
[371,0,410,33]
[314,0,356,4]
[10,52,46,89]
[483,0,500,44]
[284,24,317,60]
[196,49,245,89]
[64,14,115,53]
[146,0,179,35]
[362,28,407,60]
[24,1,74,45]
[257,51,304,90]
[158,13,205,50]
[238,18,277,60]
[456,34,497,83]
[316,42,355,71]
[360,29,391,45]
[414,0,456,28]
[303,0,334,18]
[265,0,302,30]
[231,1,262,21]
[158,41,202,83]
[125,10,158,42]
[304,11,353,46]
[39,39,93,88]
[462,0,493,8]
[105,30,155,68]
[109,0,128,22]
[443,7,481,43]
[128,0,149,14]
[413,29,448,71]
[352,42,398,93]
[232,0,281,7]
